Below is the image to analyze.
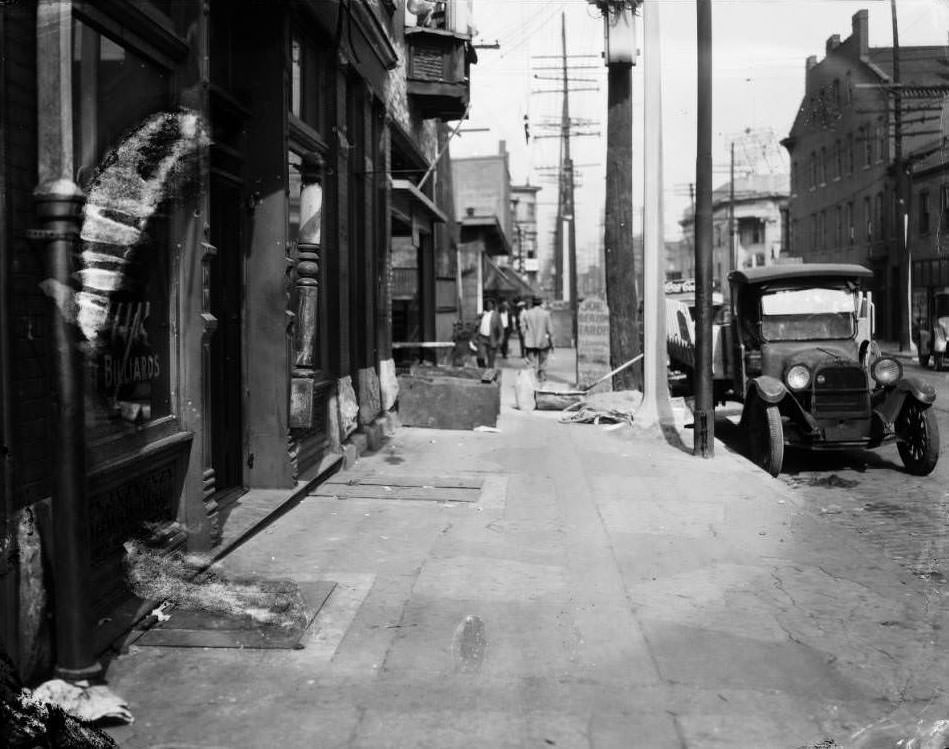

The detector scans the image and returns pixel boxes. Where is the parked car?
[914,288,949,369]
[668,263,939,476]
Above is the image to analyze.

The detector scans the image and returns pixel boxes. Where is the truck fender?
[746,375,786,404]
[874,378,935,426]
[897,376,936,405]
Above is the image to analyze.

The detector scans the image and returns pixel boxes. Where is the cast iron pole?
[693,0,714,457]
[890,0,910,351]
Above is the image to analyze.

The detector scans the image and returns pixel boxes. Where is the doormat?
[311,473,484,502]
[133,580,336,650]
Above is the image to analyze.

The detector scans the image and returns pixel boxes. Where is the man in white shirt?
[475,298,504,368]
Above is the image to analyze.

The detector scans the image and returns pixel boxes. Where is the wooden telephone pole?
[593,0,641,390]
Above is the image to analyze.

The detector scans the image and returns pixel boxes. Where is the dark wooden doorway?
[209,174,244,500]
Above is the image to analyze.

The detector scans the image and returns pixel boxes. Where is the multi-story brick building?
[1,0,475,682]
[781,9,949,340]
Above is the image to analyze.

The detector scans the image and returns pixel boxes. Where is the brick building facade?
[781,9,949,341]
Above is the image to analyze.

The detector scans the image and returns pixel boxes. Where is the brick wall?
[5,3,50,509]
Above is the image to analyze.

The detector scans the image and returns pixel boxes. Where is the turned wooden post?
[289,156,323,429]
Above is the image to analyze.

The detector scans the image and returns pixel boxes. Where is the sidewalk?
[104,351,949,748]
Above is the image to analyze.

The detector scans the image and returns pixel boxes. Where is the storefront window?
[72,20,174,437]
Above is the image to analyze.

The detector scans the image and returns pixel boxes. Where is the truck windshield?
[760,287,856,341]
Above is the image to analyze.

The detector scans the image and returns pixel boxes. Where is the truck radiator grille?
[812,365,870,416]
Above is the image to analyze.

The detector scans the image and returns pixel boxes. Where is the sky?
[449,0,949,271]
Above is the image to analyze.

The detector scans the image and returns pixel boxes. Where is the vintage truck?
[667,263,939,477]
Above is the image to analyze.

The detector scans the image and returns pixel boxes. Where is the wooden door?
[209,175,244,496]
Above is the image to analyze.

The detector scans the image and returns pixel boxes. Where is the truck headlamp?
[871,357,902,385]
[786,364,811,391]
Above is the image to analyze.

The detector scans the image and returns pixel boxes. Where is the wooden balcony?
[405,27,474,121]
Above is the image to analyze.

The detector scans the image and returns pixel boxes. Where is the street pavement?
[103,349,949,749]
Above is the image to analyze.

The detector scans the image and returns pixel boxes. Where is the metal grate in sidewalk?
[310,473,484,502]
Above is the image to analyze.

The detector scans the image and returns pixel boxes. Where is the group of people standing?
[474,296,553,382]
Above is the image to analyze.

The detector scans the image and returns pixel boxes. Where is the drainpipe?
[30,180,101,681]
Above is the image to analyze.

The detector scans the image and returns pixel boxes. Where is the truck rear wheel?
[897,400,940,476]
[748,403,784,477]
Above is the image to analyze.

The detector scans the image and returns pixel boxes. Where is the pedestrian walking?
[521,296,554,382]
[475,298,504,368]
[514,299,527,358]
[498,301,513,359]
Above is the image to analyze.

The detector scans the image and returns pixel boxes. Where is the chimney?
[852,10,869,61]
[806,55,818,73]
[498,139,506,155]
[826,34,841,54]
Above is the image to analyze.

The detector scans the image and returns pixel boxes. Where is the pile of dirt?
[124,541,306,628]
[560,390,643,425]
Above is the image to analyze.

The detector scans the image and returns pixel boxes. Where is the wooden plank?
[322,474,484,490]
[312,484,480,502]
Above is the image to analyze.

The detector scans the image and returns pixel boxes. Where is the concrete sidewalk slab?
[103,355,949,748]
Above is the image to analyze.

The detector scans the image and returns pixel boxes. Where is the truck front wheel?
[748,403,784,477]
[897,400,940,476]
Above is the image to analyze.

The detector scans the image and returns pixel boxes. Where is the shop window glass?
[289,34,325,135]
[72,20,175,437]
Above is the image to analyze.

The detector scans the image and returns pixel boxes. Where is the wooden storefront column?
[243,7,293,488]
[289,158,323,428]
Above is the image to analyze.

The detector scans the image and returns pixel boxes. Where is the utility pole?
[693,0,714,457]
[592,0,640,390]
[531,52,598,315]
[729,141,736,274]
[559,13,579,363]
[891,0,911,352]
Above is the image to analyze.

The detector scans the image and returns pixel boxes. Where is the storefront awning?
[483,255,536,298]
[459,214,510,256]
[391,178,448,226]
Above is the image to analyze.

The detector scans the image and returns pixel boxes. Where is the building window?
[847,133,854,175]
[919,190,931,235]
[834,140,841,179]
[810,214,817,252]
[877,123,886,162]
[846,201,854,244]
[832,79,841,109]
[863,126,872,166]
[941,184,949,230]
[845,71,853,104]
[72,19,174,435]
[289,32,326,135]
[875,192,883,239]
[864,196,872,239]
[810,151,817,188]
[819,210,827,250]
[835,205,843,248]
[819,147,826,185]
